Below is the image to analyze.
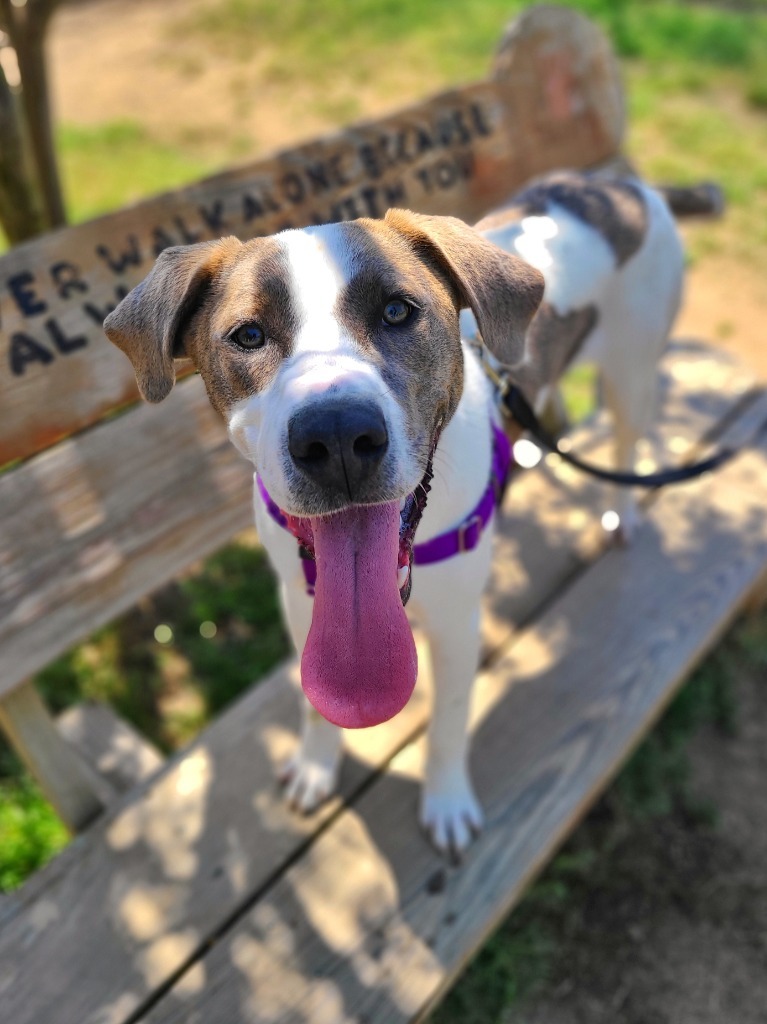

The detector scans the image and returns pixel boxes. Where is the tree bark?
[0,0,66,233]
[0,53,47,242]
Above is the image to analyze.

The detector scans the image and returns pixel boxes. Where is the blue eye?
[231,323,266,350]
[382,298,412,326]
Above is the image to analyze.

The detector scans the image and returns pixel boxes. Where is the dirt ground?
[512,653,767,1024]
[47,2,767,1019]
[49,0,425,169]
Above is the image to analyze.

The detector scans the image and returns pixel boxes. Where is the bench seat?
[1,341,764,1024]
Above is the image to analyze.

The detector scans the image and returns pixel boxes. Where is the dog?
[104,172,683,856]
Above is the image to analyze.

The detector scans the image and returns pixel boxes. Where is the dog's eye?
[231,323,266,350]
[382,298,412,326]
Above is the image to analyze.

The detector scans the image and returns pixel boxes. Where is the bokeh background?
[2,2,767,1020]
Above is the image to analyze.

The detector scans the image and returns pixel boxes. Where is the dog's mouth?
[282,449,436,730]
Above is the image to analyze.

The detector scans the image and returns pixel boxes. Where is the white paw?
[615,513,640,547]
[604,506,641,547]
[420,773,484,859]
[278,749,340,814]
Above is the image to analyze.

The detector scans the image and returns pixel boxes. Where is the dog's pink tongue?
[302,502,417,729]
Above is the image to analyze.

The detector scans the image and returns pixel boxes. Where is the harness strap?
[414,422,510,564]
[257,420,511,594]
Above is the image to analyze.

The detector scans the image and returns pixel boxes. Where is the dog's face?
[104,210,543,517]
[222,218,466,516]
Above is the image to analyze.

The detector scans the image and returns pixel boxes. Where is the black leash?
[501,383,737,489]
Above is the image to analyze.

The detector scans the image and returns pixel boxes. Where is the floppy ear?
[384,208,544,368]
[103,237,241,402]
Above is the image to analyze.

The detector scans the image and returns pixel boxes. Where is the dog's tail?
[655,182,725,219]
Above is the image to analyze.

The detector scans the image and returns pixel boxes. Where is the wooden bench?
[2,7,766,1022]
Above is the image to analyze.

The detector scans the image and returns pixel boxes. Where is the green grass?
[58,121,216,225]
[561,364,599,423]
[626,65,767,264]
[0,776,69,891]
[0,121,216,252]
[176,0,767,83]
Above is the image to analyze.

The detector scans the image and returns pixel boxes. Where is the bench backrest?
[0,6,624,699]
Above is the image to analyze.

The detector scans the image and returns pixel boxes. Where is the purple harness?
[257,420,512,596]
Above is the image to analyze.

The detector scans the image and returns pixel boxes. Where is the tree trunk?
[0,0,66,235]
[0,55,47,242]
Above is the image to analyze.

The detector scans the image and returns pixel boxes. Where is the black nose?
[288,399,389,500]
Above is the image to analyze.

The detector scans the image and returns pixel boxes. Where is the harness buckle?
[458,514,483,553]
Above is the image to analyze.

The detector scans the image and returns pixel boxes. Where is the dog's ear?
[384,208,544,368]
[103,237,241,402]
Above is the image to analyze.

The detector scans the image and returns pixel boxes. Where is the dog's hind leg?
[595,186,684,544]
[598,283,676,544]
[277,581,344,814]
[600,366,656,545]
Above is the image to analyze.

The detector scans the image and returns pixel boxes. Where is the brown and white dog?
[105,173,683,856]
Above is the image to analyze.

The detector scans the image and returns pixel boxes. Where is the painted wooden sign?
[0,7,624,466]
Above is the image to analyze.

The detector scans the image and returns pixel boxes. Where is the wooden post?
[0,680,105,831]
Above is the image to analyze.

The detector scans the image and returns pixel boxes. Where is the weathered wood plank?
[0,6,623,466]
[0,376,254,700]
[0,339,751,703]
[57,702,165,796]
[0,681,105,830]
[141,401,767,1024]
[0,348,756,1024]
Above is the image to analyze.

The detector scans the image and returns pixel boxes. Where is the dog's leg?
[420,603,484,857]
[415,540,491,857]
[277,581,344,813]
[534,383,570,438]
[593,191,683,545]
[600,371,654,545]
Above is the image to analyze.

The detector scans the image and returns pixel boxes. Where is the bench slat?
[141,400,767,1024]
[0,344,754,1024]
[0,377,253,699]
[0,7,622,467]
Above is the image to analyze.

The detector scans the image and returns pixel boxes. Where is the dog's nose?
[288,399,389,498]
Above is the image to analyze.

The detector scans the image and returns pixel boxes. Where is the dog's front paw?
[420,772,484,859]
[279,752,339,813]
[278,706,343,814]
[278,746,341,814]
[604,503,641,547]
